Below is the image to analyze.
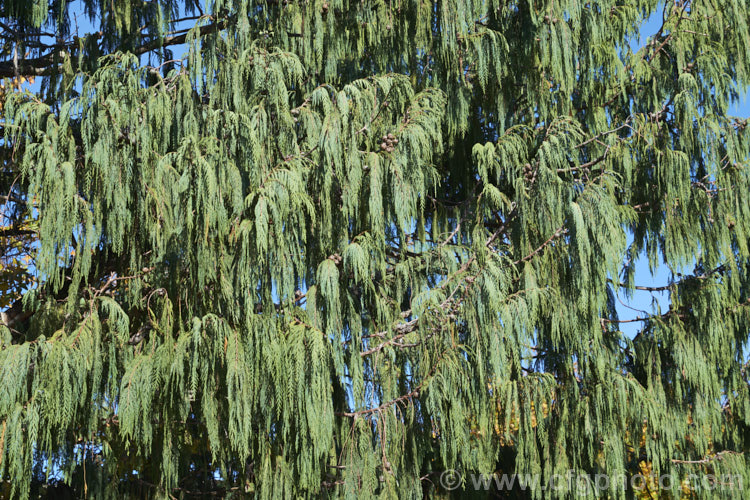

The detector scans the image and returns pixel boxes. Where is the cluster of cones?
[379,133,399,153]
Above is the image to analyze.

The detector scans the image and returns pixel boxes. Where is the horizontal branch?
[671,450,742,465]
[0,227,36,237]
[0,19,225,78]
[0,194,27,204]
[610,265,726,293]
[336,386,421,417]
[337,353,445,417]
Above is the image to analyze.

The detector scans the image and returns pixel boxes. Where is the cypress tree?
[1,0,750,498]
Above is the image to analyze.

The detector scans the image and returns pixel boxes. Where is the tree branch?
[0,19,225,78]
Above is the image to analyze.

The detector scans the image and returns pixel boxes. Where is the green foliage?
[1,0,750,498]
